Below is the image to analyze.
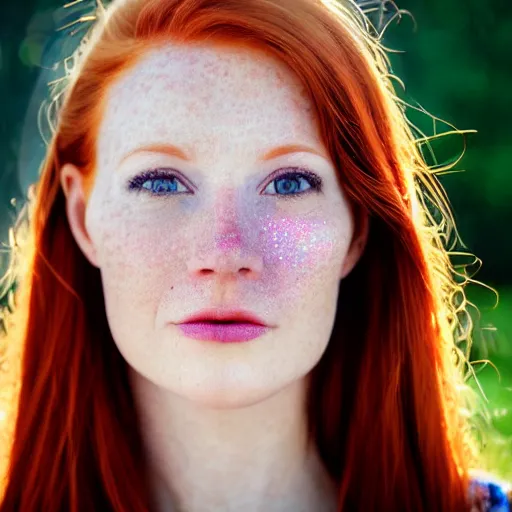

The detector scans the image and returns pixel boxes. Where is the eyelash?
[126,167,323,200]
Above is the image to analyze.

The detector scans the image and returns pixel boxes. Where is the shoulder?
[468,470,511,512]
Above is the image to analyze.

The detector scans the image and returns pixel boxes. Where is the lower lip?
[177,322,270,342]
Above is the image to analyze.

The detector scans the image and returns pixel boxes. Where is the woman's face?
[62,43,367,408]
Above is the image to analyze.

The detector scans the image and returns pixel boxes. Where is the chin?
[177,382,282,410]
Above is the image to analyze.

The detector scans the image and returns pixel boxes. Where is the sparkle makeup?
[259,214,336,271]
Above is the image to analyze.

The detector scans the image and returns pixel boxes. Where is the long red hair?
[0,0,482,509]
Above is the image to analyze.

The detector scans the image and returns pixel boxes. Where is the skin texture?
[61,43,368,511]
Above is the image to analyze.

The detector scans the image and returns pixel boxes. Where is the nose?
[186,234,263,280]
[186,188,264,280]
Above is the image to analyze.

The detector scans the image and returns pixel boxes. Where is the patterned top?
[468,472,511,512]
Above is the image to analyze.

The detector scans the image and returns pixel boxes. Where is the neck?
[130,372,338,512]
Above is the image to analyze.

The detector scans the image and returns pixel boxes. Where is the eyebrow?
[118,142,327,165]
[258,143,327,162]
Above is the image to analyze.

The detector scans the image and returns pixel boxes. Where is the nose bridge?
[214,187,242,250]
[187,185,263,277]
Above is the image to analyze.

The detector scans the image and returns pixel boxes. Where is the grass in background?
[466,285,512,480]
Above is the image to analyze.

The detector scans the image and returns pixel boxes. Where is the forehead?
[97,43,323,164]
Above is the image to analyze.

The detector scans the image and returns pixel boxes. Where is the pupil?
[277,178,297,194]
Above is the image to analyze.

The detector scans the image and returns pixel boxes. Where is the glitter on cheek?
[259,213,336,272]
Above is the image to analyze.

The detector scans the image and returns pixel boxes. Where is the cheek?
[255,213,350,302]
[87,203,182,305]
[259,215,339,270]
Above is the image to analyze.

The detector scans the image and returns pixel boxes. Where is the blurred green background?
[0,0,510,477]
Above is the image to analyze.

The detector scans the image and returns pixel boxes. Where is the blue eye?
[127,167,323,198]
[127,169,189,195]
[262,169,322,197]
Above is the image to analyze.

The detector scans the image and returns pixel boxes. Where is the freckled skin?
[81,43,355,406]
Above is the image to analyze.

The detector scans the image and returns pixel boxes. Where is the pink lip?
[179,308,268,326]
[177,322,269,342]
[176,308,271,343]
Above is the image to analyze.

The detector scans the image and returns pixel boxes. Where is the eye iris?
[276,177,300,194]
[143,178,178,193]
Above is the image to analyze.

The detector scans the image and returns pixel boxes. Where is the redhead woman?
[0,0,510,510]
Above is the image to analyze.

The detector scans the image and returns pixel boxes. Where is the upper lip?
[178,308,269,326]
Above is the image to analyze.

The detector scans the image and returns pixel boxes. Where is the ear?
[60,163,99,268]
[340,211,369,280]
